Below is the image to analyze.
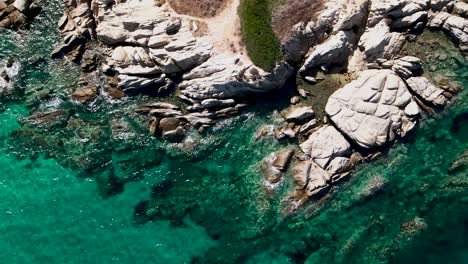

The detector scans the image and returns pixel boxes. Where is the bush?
[239,0,283,71]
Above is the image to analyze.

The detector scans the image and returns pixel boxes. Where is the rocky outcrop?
[0,59,19,97]
[0,0,41,29]
[300,125,351,170]
[326,70,419,149]
[283,106,315,123]
[428,5,468,53]
[300,30,356,74]
[292,160,330,197]
[406,76,451,106]
[46,0,465,211]
[53,0,294,135]
[261,149,294,185]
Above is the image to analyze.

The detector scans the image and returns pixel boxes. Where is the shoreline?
[1,0,467,211]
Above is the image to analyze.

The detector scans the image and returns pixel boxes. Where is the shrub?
[239,0,283,71]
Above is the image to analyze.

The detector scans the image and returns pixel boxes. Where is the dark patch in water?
[451,112,468,143]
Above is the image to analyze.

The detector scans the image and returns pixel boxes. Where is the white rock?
[404,101,421,116]
[325,70,418,148]
[406,76,448,106]
[300,30,356,74]
[291,160,330,197]
[284,106,315,122]
[300,125,351,168]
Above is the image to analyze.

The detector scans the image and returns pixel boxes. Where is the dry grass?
[167,0,229,18]
[271,0,325,42]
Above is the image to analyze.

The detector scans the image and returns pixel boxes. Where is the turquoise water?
[0,2,467,263]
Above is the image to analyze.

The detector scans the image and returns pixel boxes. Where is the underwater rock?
[20,109,70,129]
[261,149,294,184]
[449,150,468,174]
[71,86,98,103]
[0,59,20,97]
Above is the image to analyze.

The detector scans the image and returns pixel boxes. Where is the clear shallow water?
[0,2,467,263]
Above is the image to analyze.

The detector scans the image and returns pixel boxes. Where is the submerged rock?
[261,149,294,184]
[71,86,98,103]
[20,109,70,129]
[449,150,468,174]
[0,59,20,97]
[291,160,330,197]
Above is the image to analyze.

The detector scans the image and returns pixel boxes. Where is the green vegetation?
[239,0,283,71]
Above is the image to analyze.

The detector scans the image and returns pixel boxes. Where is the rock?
[300,125,352,168]
[443,14,468,52]
[107,86,126,99]
[404,101,421,116]
[159,117,183,133]
[327,157,353,180]
[20,109,69,129]
[291,161,312,188]
[300,30,356,74]
[254,125,276,141]
[390,56,423,79]
[431,0,454,12]
[326,70,418,149]
[299,119,318,134]
[149,117,159,136]
[155,117,186,142]
[261,149,294,184]
[406,76,449,106]
[162,127,186,142]
[71,86,98,103]
[290,96,301,104]
[429,12,468,52]
[0,0,41,29]
[272,149,295,171]
[453,1,468,18]
[292,160,331,197]
[0,60,20,97]
[149,107,183,118]
[358,21,406,62]
[144,102,180,110]
[283,106,315,123]
[53,0,94,61]
[448,150,468,174]
[165,19,182,34]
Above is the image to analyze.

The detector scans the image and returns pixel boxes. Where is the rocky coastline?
[1,0,467,211]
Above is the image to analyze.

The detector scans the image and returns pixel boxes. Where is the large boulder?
[358,20,406,61]
[300,30,356,74]
[300,125,351,168]
[325,69,419,149]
